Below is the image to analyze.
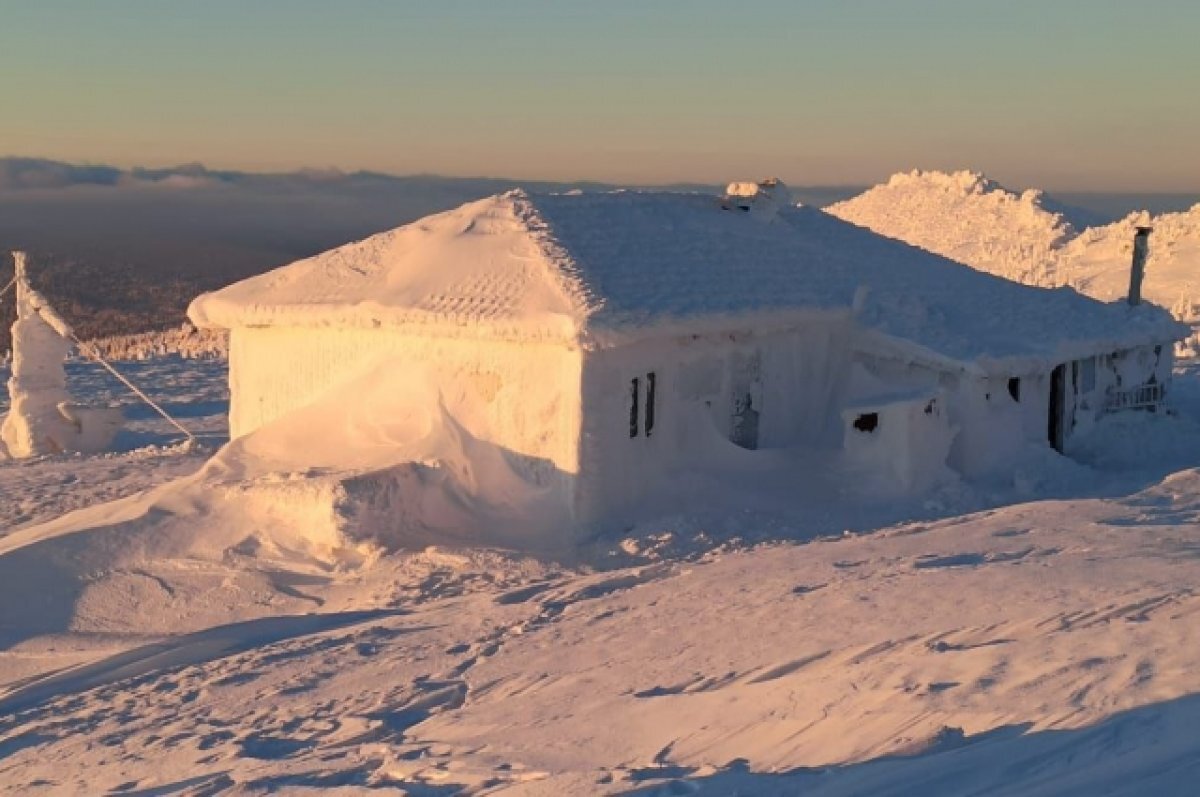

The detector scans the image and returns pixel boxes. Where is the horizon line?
[2,154,1199,197]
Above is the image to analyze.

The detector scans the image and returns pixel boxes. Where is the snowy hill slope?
[827,172,1200,322]
[826,170,1086,287]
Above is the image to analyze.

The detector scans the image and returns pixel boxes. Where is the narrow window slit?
[629,377,640,438]
[645,372,656,437]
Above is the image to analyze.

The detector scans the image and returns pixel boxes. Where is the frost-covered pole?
[0,252,78,457]
[1128,226,1152,306]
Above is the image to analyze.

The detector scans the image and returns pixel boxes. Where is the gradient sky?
[1,0,1197,191]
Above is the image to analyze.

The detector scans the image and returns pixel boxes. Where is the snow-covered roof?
[188,188,1185,368]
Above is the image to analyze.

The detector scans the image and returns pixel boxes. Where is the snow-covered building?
[188,183,1185,539]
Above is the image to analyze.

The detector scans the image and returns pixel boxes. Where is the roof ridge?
[507,190,602,332]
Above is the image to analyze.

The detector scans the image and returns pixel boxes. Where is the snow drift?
[203,353,574,553]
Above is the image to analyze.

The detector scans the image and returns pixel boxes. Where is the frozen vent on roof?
[723,178,792,219]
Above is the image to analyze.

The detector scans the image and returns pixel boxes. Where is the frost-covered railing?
[1105,383,1165,412]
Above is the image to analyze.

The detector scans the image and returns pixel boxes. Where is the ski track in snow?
[2,356,1200,794]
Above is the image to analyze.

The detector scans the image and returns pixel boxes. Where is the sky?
[1,0,1198,191]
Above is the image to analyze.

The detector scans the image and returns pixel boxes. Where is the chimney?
[1128,226,1152,306]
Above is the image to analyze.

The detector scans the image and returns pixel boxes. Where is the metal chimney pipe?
[1128,226,1152,306]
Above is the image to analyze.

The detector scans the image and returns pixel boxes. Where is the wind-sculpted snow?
[4,471,1200,793]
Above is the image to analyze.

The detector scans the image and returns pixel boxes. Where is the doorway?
[1048,364,1066,452]
[729,350,762,450]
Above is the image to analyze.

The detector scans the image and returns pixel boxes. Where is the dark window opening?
[731,393,760,449]
[645,372,656,437]
[629,378,639,438]
[1007,377,1021,402]
[1049,364,1066,452]
[853,412,879,433]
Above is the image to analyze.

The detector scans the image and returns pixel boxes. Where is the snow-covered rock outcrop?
[827,170,1084,288]
[827,172,1200,327]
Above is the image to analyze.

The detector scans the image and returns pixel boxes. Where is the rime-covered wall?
[943,373,1045,478]
[228,327,583,484]
[1062,344,1173,451]
[842,394,956,494]
[575,318,854,523]
[221,319,1175,534]
[853,341,1175,479]
[850,352,1054,478]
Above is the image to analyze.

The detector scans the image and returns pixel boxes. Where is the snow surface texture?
[3,356,1200,793]
[828,170,1200,327]
[189,188,1181,369]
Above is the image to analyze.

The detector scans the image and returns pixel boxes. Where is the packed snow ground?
[3,357,1200,794]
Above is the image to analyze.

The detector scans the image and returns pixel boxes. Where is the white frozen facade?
[189,184,1185,540]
